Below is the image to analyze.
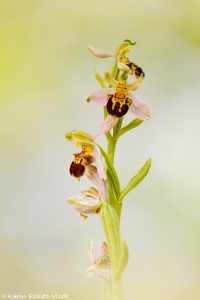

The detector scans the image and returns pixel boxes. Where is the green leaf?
[115,240,129,280]
[97,144,121,198]
[119,158,151,201]
[118,118,143,137]
[101,202,121,276]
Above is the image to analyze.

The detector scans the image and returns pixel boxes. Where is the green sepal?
[65,130,94,144]
[119,158,151,201]
[94,70,107,88]
[120,71,128,81]
[96,144,121,198]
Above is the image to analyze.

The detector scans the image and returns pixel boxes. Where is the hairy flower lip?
[70,160,86,178]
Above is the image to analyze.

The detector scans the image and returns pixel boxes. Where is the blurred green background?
[0,0,200,299]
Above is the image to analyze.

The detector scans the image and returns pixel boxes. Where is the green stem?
[113,118,123,138]
[104,281,112,300]
[105,133,123,300]
[102,58,125,300]
[112,281,121,300]
[107,138,117,164]
[101,203,122,300]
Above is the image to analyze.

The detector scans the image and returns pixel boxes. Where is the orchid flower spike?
[65,130,107,179]
[87,73,151,138]
[86,240,111,280]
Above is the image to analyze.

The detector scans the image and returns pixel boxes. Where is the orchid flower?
[87,72,151,138]
[67,187,103,219]
[68,166,108,219]
[88,40,145,77]
[65,130,106,179]
[86,240,111,280]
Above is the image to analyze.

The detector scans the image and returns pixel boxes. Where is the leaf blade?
[97,144,121,198]
[120,158,151,201]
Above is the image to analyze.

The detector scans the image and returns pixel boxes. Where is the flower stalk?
[66,40,152,300]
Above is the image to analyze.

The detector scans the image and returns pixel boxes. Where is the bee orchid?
[65,130,106,179]
[67,187,103,219]
[88,40,145,77]
[86,240,111,280]
[67,166,108,219]
[87,73,151,138]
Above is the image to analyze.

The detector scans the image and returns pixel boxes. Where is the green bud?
[65,130,94,144]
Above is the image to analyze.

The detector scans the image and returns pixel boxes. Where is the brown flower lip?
[70,161,85,178]
[69,152,94,178]
[106,94,132,118]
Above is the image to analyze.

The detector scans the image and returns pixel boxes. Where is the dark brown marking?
[106,97,129,118]
[70,161,85,178]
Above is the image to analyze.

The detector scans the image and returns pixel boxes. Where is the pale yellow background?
[0,0,200,299]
